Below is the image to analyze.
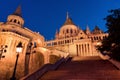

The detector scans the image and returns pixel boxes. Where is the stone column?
[83,44,85,56]
[87,43,89,56]
[76,44,78,56]
[81,44,84,56]
[84,43,87,56]
[89,43,92,56]
[79,44,81,56]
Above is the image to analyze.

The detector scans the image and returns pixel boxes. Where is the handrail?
[99,52,120,70]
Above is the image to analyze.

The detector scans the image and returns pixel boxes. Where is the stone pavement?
[40,56,120,80]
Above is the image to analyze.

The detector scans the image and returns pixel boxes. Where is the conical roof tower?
[7,5,24,27]
[59,12,78,38]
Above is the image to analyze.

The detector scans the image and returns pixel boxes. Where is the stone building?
[0,6,49,80]
[0,5,108,80]
[45,13,108,57]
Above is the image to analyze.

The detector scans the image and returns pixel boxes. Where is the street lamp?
[10,42,23,80]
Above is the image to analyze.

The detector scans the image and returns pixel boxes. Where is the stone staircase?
[40,56,120,80]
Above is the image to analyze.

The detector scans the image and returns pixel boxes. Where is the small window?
[80,37,83,39]
[18,21,20,24]
[66,29,69,33]
[94,37,96,40]
[70,29,73,34]
[14,19,17,23]
[5,45,8,48]
[2,29,5,32]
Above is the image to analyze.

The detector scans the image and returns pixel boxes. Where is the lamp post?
[10,42,23,80]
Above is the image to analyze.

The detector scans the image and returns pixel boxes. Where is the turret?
[92,26,103,34]
[6,5,24,27]
[85,25,91,35]
[55,29,59,39]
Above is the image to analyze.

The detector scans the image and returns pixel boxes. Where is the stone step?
[43,70,120,75]
[72,56,101,61]
[41,74,120,80]
[59,60,117,70]
[40,56,120,80]
[41,70,120,80]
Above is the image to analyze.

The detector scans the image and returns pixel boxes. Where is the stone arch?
[34,51,44,68]
[29,51,44,74]
[49,55,60,64]
[34,47,50,64]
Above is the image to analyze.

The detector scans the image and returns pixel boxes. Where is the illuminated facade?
[0,6,46,79]
[46,13,108,56]
[0,5,108,79]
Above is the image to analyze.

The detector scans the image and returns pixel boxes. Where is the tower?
[6,5,24,27]
[0,5,45,79]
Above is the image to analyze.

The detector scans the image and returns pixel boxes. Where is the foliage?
[98,8,120,61]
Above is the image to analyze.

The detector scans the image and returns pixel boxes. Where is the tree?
[98,8,120,61]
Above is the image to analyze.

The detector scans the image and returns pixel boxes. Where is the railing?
[109,59,120,70]
[98,52,120,70]
[20,57,71,80]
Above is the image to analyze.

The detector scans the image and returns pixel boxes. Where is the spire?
[77,25,81,30]
[66,12,69,19]
[55,29,59,39]
[86,25,90,31]
[13,5,22,17]
[55,29,59,34]
[86,25,91,34]
[63,12,74,25]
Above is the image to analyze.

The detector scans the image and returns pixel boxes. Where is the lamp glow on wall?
[16,42,23,53]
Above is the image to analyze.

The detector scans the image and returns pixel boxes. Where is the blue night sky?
[0,0,120,40]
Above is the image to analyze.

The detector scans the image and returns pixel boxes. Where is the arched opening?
[70,29,73,34]
[14,19,17,23]
[49,55,61,64]
[31,51,44,70]
[80,37,83,39]
[18,21,20,24]
[66,29,69,33]
[94,37,96,40]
